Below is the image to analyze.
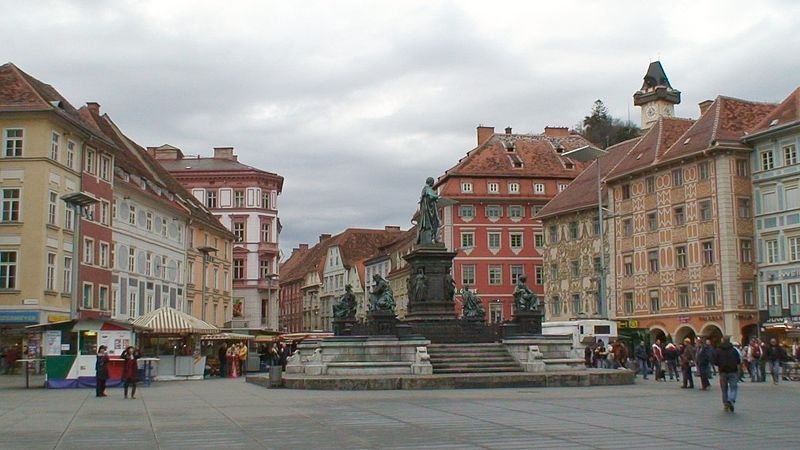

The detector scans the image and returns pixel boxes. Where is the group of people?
[587,335,799,413]
[94,345,142,399]
[216,342,249,378]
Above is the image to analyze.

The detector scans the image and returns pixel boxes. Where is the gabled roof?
[437,131,592,184]
[746,87,800,139]
[364,227,417,266]
[536,137,641,219]
[81,106,233,239]
[0,63,114,145]
[658,96,775,164]
[606,117,694,181]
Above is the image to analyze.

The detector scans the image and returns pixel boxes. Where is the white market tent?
[132,306,219,335]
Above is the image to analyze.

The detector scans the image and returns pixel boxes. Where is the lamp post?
[196,246,217,322]
[562,145,608,318]
[61,192,99,320]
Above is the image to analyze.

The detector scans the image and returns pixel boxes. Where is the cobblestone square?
[1,375,797,449]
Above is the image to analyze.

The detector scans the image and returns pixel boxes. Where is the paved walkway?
[0,373,797,449]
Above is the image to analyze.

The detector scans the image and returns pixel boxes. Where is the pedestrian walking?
[95,345,110,397]
[634,341,649,379]
[594,340,608,369]
[121,346,141,399]
[696,338,714,390]
[747,338,762,382]
[680,338,695,389]
[652,340,665,381]
[713,336,741,412]
[764,338,787,384]
[584,344,593,369]
[664,343,680,382]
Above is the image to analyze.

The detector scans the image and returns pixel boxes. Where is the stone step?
[433,362,522,370]
[428,348,510,355]
[430,355,517,363]
[433,366,523,374]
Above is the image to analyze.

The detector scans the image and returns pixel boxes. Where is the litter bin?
[269,365,282,387]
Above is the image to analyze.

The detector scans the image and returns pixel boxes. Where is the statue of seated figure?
[332,284,357,321]
[513,275,540,312]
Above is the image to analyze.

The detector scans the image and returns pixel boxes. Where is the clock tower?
[633,61,681,129]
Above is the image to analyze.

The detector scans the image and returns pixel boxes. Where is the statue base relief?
[403,244,458,322]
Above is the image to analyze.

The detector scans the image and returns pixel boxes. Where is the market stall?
[26,318,150,389]
[133,306,218,380]
[200,333,254,377]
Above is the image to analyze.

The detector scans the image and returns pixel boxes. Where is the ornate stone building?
[743,88,800,339]
[435,126,592,322]
[606,97,773,344]
[536,138,638,320]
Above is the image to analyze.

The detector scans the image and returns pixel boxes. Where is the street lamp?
[562,145,608,318]
[196,246,217,322]
[61,192,99,320]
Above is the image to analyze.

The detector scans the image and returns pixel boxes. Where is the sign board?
[617,320,639,329]
[0,311,40,324]
[764,316,800,324]
[22,298,39,305]
[98,330,132,355]
[44,330,62,356]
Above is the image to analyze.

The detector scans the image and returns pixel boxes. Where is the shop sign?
[700,314,723,321]
[22,298,39,305]
[764,316,800,324]
[0,311,40,324]
[618,319,639,329]
[48,314,70,323]
[44,330,62,356]
[678,316,690,324]
[735,313,755,320]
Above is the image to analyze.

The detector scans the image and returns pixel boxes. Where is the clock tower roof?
[633,61,681,106]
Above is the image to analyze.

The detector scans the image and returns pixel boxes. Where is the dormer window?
[565,162,575,169]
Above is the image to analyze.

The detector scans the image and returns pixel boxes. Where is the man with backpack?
[748,338,763,382]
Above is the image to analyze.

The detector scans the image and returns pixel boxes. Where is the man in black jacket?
[764,338,787,385]
[713,336,741,412]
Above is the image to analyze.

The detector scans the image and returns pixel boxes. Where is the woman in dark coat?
[121,346,141,399]
[95,345,110,397]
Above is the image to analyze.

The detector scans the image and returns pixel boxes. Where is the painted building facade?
[153,146,283,330]
[605,97,774,344]
[536,138,638,321]
[435,126,591,322]
[744,88,800,339]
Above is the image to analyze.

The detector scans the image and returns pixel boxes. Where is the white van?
[542,319,618,355]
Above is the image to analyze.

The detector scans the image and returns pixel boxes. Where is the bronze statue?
[461,288,485,320]
[368,274,396,313]
[445,273,456,302]
[513,275,540,312]
[416,177,441,245]
[332,284,357,320]
[412,271,427,302]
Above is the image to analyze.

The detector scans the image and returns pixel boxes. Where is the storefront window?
[79,331,97,355]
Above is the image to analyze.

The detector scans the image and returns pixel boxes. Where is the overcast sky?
[3,0,798,259]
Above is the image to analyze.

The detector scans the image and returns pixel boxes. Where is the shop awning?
[132,306,218,335]
[200,332,254,341]
[26,318,152,332]
[253,335,280,343]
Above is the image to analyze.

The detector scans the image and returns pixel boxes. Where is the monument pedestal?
[332,319,358,336]
[505,310,544,337]
[367,310,398,336]
[403,244,458,322]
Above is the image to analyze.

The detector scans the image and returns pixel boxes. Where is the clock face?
[661,105,673,117]
[645,105,657,119]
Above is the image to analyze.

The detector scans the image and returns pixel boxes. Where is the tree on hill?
[576,100,641,148]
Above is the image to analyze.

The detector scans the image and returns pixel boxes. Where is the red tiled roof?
[658,96,775,164]
[748,87,800,137]
[536,137,641,219]
[607,117,694,181]
[438,132,592,183]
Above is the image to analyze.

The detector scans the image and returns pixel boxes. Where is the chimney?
[698,100,714,116]
[298,244,309,251]
[384,225,401,231]
[319,234,331,243]
[505,126,513,135]
[86,102,101,115]
[213,147,237,161]
[477,126,495,145]
[149,145,184,160]
[543,126,569,137]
